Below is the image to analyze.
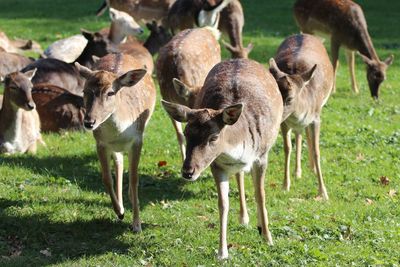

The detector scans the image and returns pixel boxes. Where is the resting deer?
[293,0,394,99]
[0,31,42,55]
[0,70,43,154]
[75,53,156,231]
[156,26,221,160]
[269,34,333,200]
[0,51,34,82]
[168,0,252,58]
[162,59,283,260]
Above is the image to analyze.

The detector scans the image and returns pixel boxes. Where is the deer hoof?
[118,213,124,220]
[257,226,262,235]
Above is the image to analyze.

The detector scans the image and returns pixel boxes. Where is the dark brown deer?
[156,26,221,160]
[75,53,156,232]
[32,83,85,132]
[293,0,394,99]
[0,51,34,82]
[269,34,334,200]
[162,59,283,259]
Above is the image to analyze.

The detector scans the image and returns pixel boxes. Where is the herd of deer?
[0,0,394,260]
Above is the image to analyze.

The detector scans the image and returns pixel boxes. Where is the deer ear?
[245,42,254,54]
[222,103,243,125]
[358,52,373,65]
[113,69,146,92]
[269,58,285,79]
[383,55,394,66]
[301,64,317,83]
[75,62,94,80]
[109,8,117,21]
[24,68,37,81]
[161,100,194,122]
[222,40,238,53]
[173,78,192,100]
[81,29,95,41]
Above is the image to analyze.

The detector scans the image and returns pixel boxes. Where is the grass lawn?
[0,0,399,265]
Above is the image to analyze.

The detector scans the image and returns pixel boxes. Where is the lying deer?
[0,31,42,55]
[0,51,34,82]
[162,58,283,259]
[32,83,85,132]
[0,70,43,154]
[168,0,252,58]
[269,34,333,200]
[293,0,394,99]
[156,26,221,160]
[75,53,156,231]
[44,8,143,63]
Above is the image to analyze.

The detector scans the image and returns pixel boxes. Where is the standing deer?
[75,53,156,232]
[162,59,283,259]
[269,34,333,200]
[156,26,221,161]
[293,0,394,99]
[0,70,43,154]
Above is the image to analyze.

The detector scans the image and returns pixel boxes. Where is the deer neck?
[0,96,23,142]
[108,22,127,44]
[358,29,379,61]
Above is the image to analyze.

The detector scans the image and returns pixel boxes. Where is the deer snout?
[84,118,96,130]
[182,166,196,180]
[137,28,144,35]
[26,101,36,110]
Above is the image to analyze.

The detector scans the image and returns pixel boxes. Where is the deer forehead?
[5,73,32,91]
[84,71,117,94]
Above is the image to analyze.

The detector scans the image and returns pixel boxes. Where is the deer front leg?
[295,132,302,179]
[128,139,143,232]
[281,124,292,191]
[97,145,124,219]
[235,172,249,225]
[171,118,186,162]
[308,121,329,200]
[112,152,124,218]
[331,38,340,93]
[346,50,359,94]
[211,166,230,260]
[305,127,316,174]
[251,159,273,245]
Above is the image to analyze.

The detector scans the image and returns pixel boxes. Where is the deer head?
[144,21,172,55]
[223,41,253,59]
[109,8,143,36]
[3,69,37,111]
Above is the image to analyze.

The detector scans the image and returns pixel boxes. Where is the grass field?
[0,0,399,266]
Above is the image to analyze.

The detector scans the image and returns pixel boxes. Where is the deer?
[162,58,283,260]
[293,0,394,99]
[0,31,42,55]
[44,8,143,63]
[75,53,156,232]
[32,83,85,132]
[0,70,43,154]
[156,26,221,161]
[167,0,253,59]
[0,51,34,82]
[269,33,333,200]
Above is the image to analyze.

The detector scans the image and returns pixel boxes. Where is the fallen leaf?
[40,248,51,257]
[314,196,323,202]
[389,189,397,198]
[197,215,209,221]
[380,176,390,186]
[228,243,241,249]
[269,182,277,189]
[356,153,364,161]
[157,161,167,167]
[207,223,216,229]
[365,198,373,205]
[6,235,23,258]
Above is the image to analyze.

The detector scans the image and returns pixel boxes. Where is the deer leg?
[26,141,37,154]
[211,166,230,260]
[235,172,249,226]
[331,39,340,93]
[346,50,359,94]
[171,118,186,162]
[305,126,316,174]
[281,124,292,191]
[97,145,124,218]
[251,158,273,245]
[309,122,329,200]
[128,138,143,232]
[295,132,302,179]
[112,152,124,216]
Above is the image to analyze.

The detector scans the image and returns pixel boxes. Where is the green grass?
[1,0,399,266]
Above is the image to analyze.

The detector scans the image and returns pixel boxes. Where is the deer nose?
[26,102,35,110]
[84,119,96,130]
[182,166,195,180]
[138,28,144,34]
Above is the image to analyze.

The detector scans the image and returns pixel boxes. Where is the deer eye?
[209,135,219,143]
[107,91,115,97]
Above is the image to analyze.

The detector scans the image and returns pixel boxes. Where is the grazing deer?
[32,83,85,132]
[168,0,252,59]
[269,34,333,200]
[293,0,394,99]
[156,26,221,160]
[162,59,283,259]
[0,51,34,82]
[0,70,43,154]
[75,53,156,232]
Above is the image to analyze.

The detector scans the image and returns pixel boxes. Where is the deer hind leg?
[305,126,316,174]
[112,152,124,218]
[211,166,230,260]
[251,158,273,245]
[97,145,124,219]
[128,138,143,232]
[295,132,302,179]
[331,39,340,93]
[308,121,329,200]
[171,118,186,162]
[281,124,292,191]
[235,171,249,225]
[346,50,359,94]
[26,141,37,154]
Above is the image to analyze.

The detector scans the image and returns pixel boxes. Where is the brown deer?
[162,59,283,259]
[293,0,394,99]
[269,34,333,200]
[168,0,252,59]
[75,53,156,232]
[0,70,43,154]
[0,51,34,82]
[0,31,42,55]
[156,26,221,160]
[32,83,85,132]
